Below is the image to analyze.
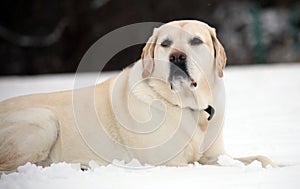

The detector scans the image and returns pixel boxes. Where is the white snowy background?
[0,64,300,189]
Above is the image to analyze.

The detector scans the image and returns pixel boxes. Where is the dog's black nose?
[169,51,190,80]
[169,51,187,64]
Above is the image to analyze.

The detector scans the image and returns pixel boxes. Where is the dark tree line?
[0,0,299,75]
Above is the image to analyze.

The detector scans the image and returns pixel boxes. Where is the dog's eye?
[161,39,172,47]
[190,37,203,46]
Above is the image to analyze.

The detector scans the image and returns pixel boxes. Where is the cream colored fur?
[0,20,276,172]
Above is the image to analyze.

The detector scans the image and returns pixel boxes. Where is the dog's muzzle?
[168,51,197,88]
[169,51,189,78]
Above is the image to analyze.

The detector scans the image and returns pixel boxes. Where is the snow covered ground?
[1,63,300,189]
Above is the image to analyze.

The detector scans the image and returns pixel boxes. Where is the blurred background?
[0,0,299,75]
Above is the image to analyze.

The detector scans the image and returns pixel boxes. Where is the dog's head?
[140,20,226,113]
[142,20,226,80]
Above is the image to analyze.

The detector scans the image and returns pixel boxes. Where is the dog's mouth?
[167,61,215,121]
[168,63,197,90]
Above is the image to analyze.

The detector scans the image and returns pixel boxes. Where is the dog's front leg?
[198,130,226,165]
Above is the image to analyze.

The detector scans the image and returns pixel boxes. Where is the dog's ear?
[141,28,159,78]
[208,27,227,77]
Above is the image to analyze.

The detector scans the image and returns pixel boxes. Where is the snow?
[217,155,245,167]
[1,64,300,188]
[1,160,300,189]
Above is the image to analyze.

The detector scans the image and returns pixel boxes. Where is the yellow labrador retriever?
[0,20,275,171]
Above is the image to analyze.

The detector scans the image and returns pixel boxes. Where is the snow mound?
[218,155,245,167]
[218,155,267,171]
[111,158,154,169]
